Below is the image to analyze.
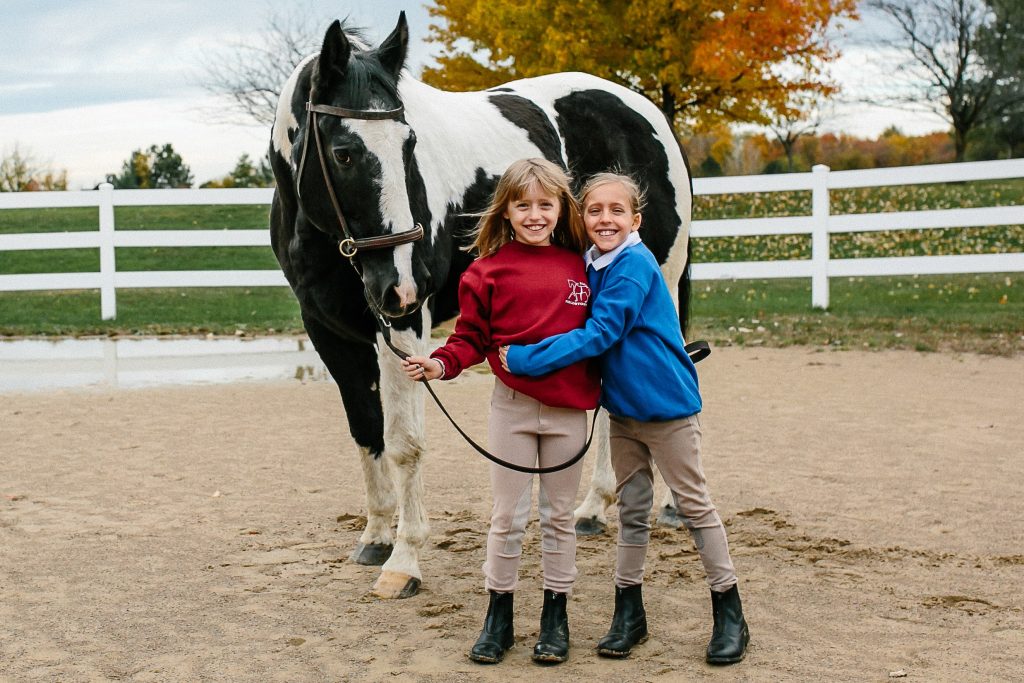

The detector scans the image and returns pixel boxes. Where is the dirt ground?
[2,346,1022,682]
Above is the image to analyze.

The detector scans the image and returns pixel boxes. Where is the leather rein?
[297,92,584,474]
[295,91,709,475]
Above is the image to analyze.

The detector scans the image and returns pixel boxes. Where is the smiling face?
[504,182,561,247]
[583,181,642,253]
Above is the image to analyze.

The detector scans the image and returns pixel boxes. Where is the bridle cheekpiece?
[297,93,424,261]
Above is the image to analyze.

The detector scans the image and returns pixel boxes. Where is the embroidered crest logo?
[566,279,590,306]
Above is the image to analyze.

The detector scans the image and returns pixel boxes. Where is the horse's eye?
[334,149,353,166]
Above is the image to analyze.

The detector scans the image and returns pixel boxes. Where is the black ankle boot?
[532,589,569,663]
[706,584,749,664]
[597,583,648,658]
[469,591,514,663]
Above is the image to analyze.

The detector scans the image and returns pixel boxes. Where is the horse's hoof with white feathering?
[350,542,393,566]
[372,570,421,599]
[575,516,608,536]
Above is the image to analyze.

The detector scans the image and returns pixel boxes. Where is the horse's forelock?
[333,55,401,110]
[340,21,372,52]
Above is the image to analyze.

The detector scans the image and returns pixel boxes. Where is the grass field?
[1,179,1021,354]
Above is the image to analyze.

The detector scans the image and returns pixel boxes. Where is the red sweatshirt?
[431,241,600,410]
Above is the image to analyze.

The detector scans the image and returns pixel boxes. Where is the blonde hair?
[471,158,588,258]
[580,172,647,215]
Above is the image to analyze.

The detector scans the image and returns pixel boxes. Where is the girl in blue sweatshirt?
[500,173,749,664]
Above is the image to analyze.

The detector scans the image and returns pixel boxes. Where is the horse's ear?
[377,12,408,79]
[315,20,351,92]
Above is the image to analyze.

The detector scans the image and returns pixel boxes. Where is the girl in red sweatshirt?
[403,158,599,665]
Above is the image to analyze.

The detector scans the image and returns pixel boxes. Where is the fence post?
[811,164,830,309]
[98,183,117,320]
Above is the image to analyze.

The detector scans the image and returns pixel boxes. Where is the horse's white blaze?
[399,78,548,245]
[392,245,417,307]
[272,54,318,165]
[348,118,419,296]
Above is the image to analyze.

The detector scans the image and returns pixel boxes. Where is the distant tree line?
[103,144,274,189]
[0,145,68,191]
[105,144,195,189]
[687,126,971,177]
[199,153,275,188]
[0,143,276,192]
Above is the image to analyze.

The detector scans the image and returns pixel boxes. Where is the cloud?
[5,96,268,190]
[1,1,436,187]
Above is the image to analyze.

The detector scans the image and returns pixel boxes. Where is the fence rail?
[1,160,1023,319]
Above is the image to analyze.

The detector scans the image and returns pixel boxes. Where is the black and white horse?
[269,13,693,599]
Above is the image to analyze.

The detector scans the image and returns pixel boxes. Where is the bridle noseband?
[297,95,423,260]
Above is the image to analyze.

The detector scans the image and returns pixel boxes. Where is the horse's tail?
[676,137,694,339]
[678,238,693,338]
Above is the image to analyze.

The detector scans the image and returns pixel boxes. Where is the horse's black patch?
[487,87,514,92]
[488,94,563,163]
[553,89,680,265]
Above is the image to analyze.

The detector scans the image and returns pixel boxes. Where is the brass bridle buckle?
[338,238,357,258]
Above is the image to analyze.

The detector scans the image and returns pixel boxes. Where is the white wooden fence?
[1,159,1022,319]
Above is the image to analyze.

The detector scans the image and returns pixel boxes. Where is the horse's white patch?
[398,77,551,246]
[373,312,431,579]
[272,53,318,165]
[357,445,397,546]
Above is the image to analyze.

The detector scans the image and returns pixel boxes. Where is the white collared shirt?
[584,231,643,271]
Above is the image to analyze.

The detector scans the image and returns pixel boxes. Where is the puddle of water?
[0,337,331,393]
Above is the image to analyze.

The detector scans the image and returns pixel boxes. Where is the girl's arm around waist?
[505,273,647,376]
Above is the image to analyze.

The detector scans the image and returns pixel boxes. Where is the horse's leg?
[371,314,430,599]
[655,238,691,529]
[574,410,616,535]
[303,316,397,566]
[353,446,398,565]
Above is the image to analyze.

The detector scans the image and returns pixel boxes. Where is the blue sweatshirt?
[506,234,701,421]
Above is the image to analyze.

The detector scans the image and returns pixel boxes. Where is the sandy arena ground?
[2,346,1022,682]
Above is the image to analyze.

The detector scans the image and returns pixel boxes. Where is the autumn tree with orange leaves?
[424,0,858,137]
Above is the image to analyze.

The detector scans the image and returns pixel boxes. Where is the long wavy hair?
[470,158,588,258]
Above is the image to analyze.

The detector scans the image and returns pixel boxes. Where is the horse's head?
[293,13,431,319]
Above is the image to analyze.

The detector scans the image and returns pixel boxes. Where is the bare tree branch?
[196,5,328,127]
[864,0,1022,160]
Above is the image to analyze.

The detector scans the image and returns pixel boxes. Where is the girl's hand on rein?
[498,345,510,372]
[402,355,443,381]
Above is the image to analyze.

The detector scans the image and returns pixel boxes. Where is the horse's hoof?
[575,516,607,536]
[656,505,686,529]
[372,570,421,599]
[349,542,393,566]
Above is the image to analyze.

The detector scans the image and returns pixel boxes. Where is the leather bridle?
[297,93,423,260]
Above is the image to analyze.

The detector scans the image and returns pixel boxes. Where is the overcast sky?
[1,1,947,190]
